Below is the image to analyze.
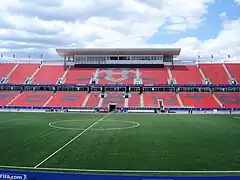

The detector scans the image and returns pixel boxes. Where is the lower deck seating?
[180,93,220,108]
[171,66,202,84]
[101,92,125,107]
[225,64,240,83]
[0,91,19,106]
[46,92,88,107]
[140,68,169,84]
[85,93,100,107]
[98,69,136,84]
[65,68,96,84]
[128,93,141,107]
[215,93,240,108]
[143,93,180,107]
[9,92,52,107]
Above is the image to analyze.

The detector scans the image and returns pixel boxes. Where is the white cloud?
[234,0,240,5]
[0,0,239,61]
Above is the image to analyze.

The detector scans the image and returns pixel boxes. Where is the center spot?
[49,119,139,131]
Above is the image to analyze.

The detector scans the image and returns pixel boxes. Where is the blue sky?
[0,0,239,61]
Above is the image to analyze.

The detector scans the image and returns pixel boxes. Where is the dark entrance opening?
[108,103,116,112]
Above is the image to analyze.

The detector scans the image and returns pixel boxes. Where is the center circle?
[49,119,139,131]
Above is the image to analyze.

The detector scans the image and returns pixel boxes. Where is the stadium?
[0,47,240,180]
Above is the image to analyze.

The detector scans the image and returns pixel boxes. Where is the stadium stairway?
[200,64,230,84]
[46,92,88,107]
[179,92,221,108]
[8,64,39,84]
[9,91,53,107]
[82,93,91,107]
[124,97,129,108]
[32,65,65,84]
[225,63,240,83]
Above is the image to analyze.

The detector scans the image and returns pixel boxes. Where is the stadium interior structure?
[0,48,240,113]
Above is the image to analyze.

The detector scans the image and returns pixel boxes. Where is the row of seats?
[0,63,240,84]
[1,91,240,108]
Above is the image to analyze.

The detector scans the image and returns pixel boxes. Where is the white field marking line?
[34,114,110,169]
[49,119,139,131]
[234,117,240,119]
[1,165,240,173]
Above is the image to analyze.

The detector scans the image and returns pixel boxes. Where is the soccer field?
[0,112,240,175]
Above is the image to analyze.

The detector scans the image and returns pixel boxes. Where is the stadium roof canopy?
[56,48,181,56]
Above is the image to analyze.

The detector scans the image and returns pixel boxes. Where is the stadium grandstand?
[0,47,240,112]
[0,48,240,112]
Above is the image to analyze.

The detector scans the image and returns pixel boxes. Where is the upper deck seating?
[128,93,141,107]
[179,93,220,108]
[98,68,136,84]
[85,93,100,107]
[143,93,180,107]
[8,64,39,84]
[32,65,65,84]
[65,68,96,84]
[101,92,125,107]
[139,68,169,84]
[0,91,19,106]
[171,66,202,84]
[225,64,240,83]
[46,92,88,107]
[200,64,229,84]
[9,91,52,107]
[215,93,240,108]
[0,64,16,79]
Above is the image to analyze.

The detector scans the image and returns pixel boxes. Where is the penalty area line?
[34,113,110,169]
[0,165,240,174]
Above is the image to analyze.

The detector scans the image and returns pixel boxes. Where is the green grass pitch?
[0,112,240,175]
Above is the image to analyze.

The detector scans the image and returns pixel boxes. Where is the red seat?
[225,64,240,83]
[140,68,169,84]
[171,66,202,84]
[46,92,88,107]
[143,93,180,107]
[0,64,16,79]
[101,92,125,107]
[98,68,136,84]
[65,68,96,84]
[180,93,220,108]
[33,65,65,84]
[128,93,140,107]
[8,64,39,84]
[200,64,229,84]
[9,92,52,107]
[0,91,19,106]
[215,93,240,108]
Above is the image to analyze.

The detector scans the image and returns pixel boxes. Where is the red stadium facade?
[0,48,240,112]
